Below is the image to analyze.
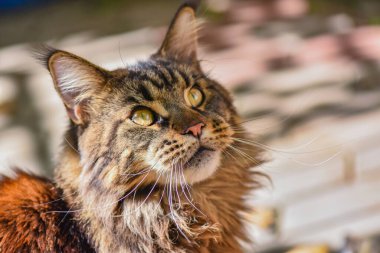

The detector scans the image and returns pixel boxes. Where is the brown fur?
[0,172,94,252]
[0,4,265,253]
[53,127,263,253]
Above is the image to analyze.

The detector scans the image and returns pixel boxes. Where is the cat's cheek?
[145,142,172,175]
[201,126,233,151]
[145,147,161,172]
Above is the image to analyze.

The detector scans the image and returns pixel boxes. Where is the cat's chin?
[182,149,221,184]
[155,148,222,185]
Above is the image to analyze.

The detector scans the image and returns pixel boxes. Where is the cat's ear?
[155,4,199,67]
[37,46,108,125]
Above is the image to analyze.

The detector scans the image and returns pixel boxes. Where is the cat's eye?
[187,87,204,107]
[131,109,155,126]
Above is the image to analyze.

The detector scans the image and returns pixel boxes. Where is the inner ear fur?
[40,47,109,125]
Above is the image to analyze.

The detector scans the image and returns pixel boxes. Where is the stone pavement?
[1,0,380,252]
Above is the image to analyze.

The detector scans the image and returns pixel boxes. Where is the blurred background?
[1,0,380,252]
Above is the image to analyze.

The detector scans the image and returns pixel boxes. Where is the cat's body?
[0,4,263,253]
[0,172,95,252]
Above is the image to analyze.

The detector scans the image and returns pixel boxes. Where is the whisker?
[64,136,79,154]
[113,170,163,217]
[228,145,261,166]
[231,137,344,168]
[174,163,182,206]
[222,148,244,166]
[118,41,127,67]
[179,167,206,217]
[286,150,343,167]
[168,159,190,242]
[153,177,167,213]
[24,187,80,207]
[228,113,292,128]
[231,137,343,155]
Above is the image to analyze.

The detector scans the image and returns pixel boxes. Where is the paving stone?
[202,55,264,89]
[283,205,380,249]
[327,14,355,35]
[281,175,380,235]
[349,26,380,60]
[205,0,231,13]
[286,109,380,147]
[344,91,380,112]
[250,109,380,237]
[229,1,270,25]
[201,23,253,51]
[244,115,284,138]
[202,39,269,88]
[234,92,278,116]
[255,60,359,94]
[263,156,345,204]
[352,132,380,181]
[278,86,352,116]
[355,145,380,180]
[272,0,309,19]
[230,0,308,25]
[295,35,342,65]
[246,120,348,207]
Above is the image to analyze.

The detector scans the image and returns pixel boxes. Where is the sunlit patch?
[100,166,119,188]
[145,115,234,185]
[121,149,131,158]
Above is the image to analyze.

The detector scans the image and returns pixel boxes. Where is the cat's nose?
[185,122,205,138]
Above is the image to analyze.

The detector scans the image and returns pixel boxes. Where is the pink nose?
[186,123,204,137]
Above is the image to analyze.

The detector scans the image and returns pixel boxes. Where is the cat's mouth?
[183,146,215,169]
[181,145,221,184]
[155,144,221,184]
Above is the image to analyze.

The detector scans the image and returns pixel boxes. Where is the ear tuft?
[31,44,59,70]
[37,48,108,125]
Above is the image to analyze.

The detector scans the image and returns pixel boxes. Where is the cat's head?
[42,5,239,187]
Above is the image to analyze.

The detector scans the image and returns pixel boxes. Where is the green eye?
[187,87,203,107]
[131,109,155,126]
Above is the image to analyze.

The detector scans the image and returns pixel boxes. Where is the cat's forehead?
[130,60,196,88]
[112,59,204,101]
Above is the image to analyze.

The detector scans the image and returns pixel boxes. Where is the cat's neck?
[55,128,262,253]
[55,125,83,207]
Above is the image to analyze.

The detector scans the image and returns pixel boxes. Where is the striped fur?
[0,4,264,253]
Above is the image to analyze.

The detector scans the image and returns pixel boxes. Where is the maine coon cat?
[0,3,263,253]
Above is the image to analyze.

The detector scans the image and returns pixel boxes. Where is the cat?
[0,3,264,253]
